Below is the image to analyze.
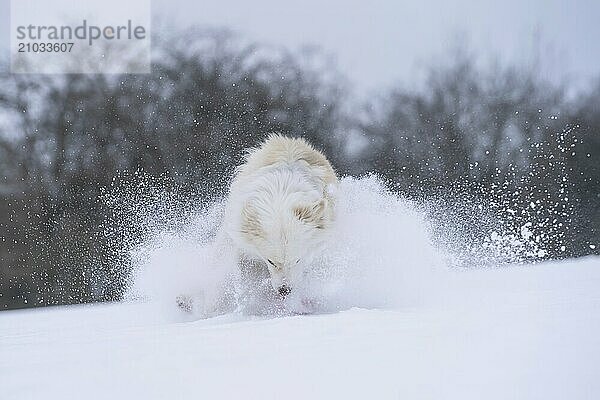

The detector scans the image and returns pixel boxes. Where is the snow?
[1,256,599,400]
[2,176,599,398]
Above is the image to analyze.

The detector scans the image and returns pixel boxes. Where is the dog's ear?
[294,199,327,229]
[240,202,264,238]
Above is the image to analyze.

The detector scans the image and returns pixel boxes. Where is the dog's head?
[239,195,331,297]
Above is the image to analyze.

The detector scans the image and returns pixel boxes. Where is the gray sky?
[2,0,599,94]
[153,0,600,94]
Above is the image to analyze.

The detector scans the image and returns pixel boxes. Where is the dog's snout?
[278,285,292,297]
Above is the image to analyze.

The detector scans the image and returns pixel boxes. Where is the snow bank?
[2,256,599,400]
[3,175,597,399]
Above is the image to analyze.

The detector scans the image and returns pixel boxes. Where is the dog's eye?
[296,259,300,264]
[267,259,276,267]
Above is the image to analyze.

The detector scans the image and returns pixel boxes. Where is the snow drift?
[2,175,599,400]
[2,256,599,400]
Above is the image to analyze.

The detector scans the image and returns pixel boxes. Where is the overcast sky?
[2,0,598,94]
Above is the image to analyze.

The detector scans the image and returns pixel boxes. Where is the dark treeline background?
[0,29,598,310]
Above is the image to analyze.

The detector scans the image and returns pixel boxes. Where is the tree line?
[0,29,598,310]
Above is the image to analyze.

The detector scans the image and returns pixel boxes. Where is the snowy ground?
[2,256,599,400]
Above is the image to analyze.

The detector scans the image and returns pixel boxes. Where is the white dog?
[224,134,338,299]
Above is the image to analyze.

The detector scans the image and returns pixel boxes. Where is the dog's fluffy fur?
[224,134,338,295]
